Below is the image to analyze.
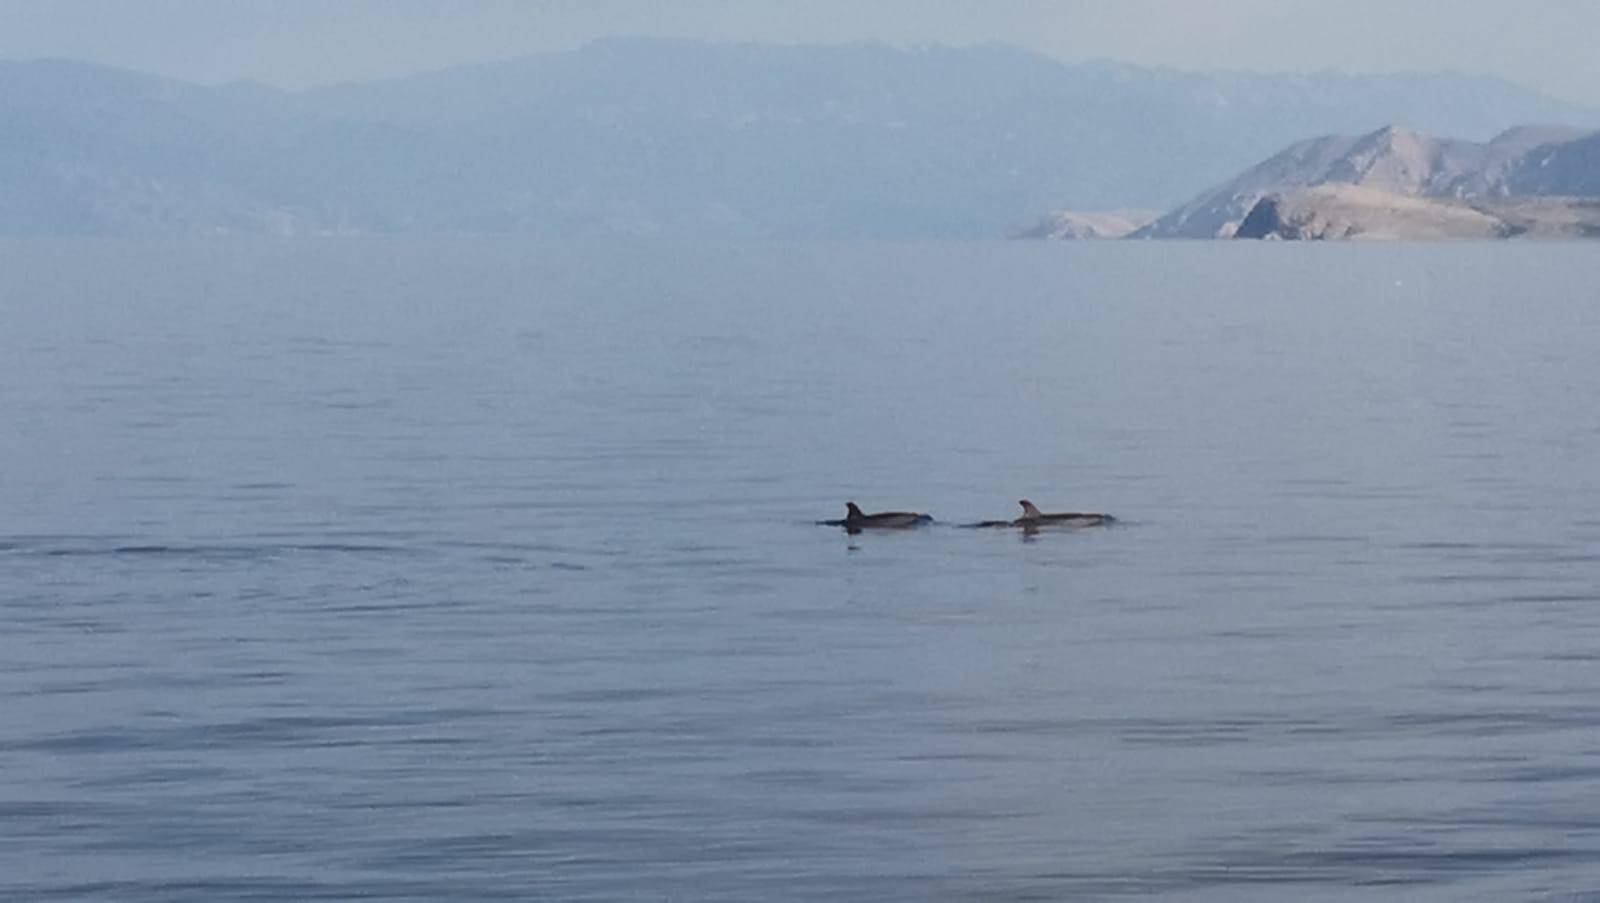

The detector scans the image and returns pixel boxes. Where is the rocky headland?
[1024,124,1600,240]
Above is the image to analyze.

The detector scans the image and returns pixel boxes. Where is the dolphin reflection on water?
[817,502,934,533]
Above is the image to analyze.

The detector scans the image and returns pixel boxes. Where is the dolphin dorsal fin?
[1018,500,1043,519]
[846,502,864,519]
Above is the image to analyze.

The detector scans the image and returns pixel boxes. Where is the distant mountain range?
[1121,124,1600,239]
[3,39,1598,238]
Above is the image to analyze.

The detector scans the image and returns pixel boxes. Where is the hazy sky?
[3,0,1599,104]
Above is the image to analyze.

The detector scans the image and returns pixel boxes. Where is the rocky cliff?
[1231,185,1507,240]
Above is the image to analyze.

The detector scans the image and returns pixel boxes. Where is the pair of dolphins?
[819,500,1114,533]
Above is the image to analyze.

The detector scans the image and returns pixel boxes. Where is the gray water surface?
[4,240,1600,900]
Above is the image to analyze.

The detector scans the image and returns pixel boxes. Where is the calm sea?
[4,239,1600,900]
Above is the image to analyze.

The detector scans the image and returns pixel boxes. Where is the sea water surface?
[3,239,1600,900]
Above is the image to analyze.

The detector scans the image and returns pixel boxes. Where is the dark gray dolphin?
[818,501,934,532]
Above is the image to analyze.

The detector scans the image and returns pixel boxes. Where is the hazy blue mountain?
[1505,130,1600,197]
[2,39,1596,236]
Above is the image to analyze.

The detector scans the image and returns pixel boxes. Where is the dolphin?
[1014,499,1114,527]
[965,499,1115,528]
[818,502,934,532]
